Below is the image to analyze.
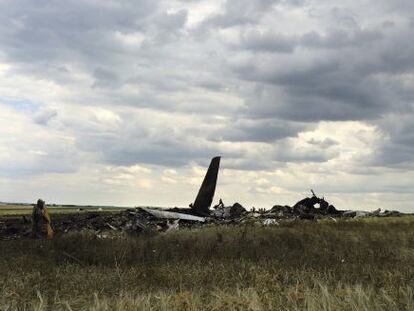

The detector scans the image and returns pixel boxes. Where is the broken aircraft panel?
[141,207,206,222]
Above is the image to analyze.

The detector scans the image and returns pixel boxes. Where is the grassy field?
[1,217,414,310]
[0,204,125,216]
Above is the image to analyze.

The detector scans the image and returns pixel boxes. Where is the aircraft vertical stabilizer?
[191,156,221,215]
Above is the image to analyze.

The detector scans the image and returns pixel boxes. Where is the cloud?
[370,114,414,168]
[300,28,383,49]
[209,119,308,142]
[92,68,121,89]
[238,30,297,53]
[0,0,413,210]
[203,0,278,28]
[0,106,79,177]
[231,29,414,121]
[33,108,58,125]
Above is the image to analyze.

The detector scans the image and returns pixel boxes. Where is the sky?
[0,0,413,211]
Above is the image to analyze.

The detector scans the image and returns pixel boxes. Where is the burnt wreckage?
[0,156,405,239]
[140,156,221,221]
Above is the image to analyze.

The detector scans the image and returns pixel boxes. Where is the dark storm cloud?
[379,0,414,12]
[208,119,307,142]
[300,29,383,49]
[0,0,157,63]
[92,68,121,89]
[238,30,297,53]
[237,77,390,122]
[370,114,414,168]
[275,148,335,163]
[230,23,414,122]
[202,0,279,28]
[75,123,243,167]
[236,28,382,54]
[0,0,189,92]
[0,0,219,114]
[154,9,188,31]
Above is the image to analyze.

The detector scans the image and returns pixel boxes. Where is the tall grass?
[1,217,414,310]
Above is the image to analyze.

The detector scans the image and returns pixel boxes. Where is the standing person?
[32,199,54,239]
[32,199,43,238]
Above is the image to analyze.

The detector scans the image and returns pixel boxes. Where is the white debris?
[263,219,279,226]
[106,223,118,231]
[211,207,231,219]
[166,220,180,232]
[141,207,206,222]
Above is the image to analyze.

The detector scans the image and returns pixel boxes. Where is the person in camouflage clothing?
[32,199,53,239]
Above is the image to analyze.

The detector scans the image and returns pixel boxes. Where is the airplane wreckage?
[0,156,406,240]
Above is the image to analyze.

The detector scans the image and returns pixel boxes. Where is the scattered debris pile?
[211,202,247,219]
[0,191,406,240]
[0,207,207,240]
[0,157,408,240]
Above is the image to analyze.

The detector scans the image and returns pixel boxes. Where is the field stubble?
[1,217,414,310]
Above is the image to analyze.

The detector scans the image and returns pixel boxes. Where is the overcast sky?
[0,0,413,211]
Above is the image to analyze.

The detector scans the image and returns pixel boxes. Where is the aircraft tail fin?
[191,156,221,216]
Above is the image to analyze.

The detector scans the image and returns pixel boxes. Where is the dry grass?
[1,217,414,310]
[0,204,124,216]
